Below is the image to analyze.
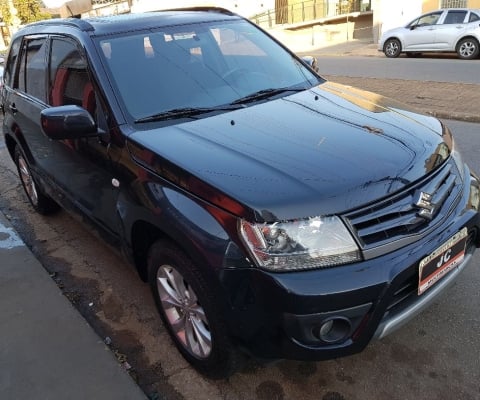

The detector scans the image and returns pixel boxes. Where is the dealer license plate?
[418,227,468,295]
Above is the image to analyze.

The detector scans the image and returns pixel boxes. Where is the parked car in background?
[2,8,480,379]
[380,8,480,59]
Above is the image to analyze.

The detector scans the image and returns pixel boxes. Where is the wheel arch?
[4,132,17,161]
[384,36,403,48]
[4,124,35,165]
[124,185,236,282]
[130,219,171,281]
[455,35,479,51]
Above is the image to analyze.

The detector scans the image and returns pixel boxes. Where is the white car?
[379,8,480,59]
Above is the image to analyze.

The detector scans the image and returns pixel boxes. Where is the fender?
[116,168,245,280]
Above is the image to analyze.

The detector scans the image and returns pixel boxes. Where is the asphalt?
[0,39,478,399]
[312,41,480,123]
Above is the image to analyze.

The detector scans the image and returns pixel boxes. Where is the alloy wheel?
[156,264,212,358]
[459,41,476,58]
[384,39,401,58]
[18,155,39,206]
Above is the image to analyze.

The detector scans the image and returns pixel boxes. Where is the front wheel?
[14,147,59,215]
[383,38,402,58]
[456,38,479,60]
[147,240,241,379]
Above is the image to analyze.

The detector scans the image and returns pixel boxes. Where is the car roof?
[437,8,480,12]
[20,7,241,37]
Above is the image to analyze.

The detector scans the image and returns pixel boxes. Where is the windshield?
[97,19,321,121]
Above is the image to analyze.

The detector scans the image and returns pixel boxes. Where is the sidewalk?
[0,211,147,400]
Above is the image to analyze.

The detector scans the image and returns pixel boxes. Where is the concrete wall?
[373,0,422,41]
[268,13,372,52]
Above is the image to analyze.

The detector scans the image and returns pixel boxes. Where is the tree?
[0,0,50,25]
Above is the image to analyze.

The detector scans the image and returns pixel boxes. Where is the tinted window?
[443,11,467,24]
[49,38,95,114]
[4,37,21,87]
[98,19,320,121]
[15,37,48,102]
[469,11,480,22]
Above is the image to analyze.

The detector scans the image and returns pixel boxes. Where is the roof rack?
[163,7,236,16]
[26,18,94,32]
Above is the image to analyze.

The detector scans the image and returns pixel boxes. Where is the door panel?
[404,11,443,50]
[434,10,468,49]
[45,37,123,241]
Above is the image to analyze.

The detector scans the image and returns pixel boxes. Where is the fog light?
[313,317,351,344]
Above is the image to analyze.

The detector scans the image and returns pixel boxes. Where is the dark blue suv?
[1,8,479,378]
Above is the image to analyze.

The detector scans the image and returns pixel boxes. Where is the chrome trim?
[373,253,473,340]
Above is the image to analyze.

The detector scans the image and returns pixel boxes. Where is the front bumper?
[220,175,480,361]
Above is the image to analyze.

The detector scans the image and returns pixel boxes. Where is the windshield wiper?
[231,87,305,105]
[135,105,242,123]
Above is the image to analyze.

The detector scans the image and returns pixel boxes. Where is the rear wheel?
[383,38,401,58]
[456,38,479,60]
[14,147,59,215]
[147,240,241,379]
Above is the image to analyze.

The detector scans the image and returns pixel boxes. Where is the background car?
[379,8,480,59]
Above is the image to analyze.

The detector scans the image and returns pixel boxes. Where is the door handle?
[9,104,18,113]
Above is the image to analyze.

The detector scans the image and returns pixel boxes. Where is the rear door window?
[443,10,467,24]
[15,36,48,102]
[3,37,21,88]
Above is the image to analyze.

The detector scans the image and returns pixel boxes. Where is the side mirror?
[41,105,97,140]
[301,56,319,73]
[410,25,416,30]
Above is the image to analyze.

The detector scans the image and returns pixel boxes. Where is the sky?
[43,0,68,6]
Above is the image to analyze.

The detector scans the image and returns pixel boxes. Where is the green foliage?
[14,0,51,23]
[0,2,13,25]
[0,0,51,25]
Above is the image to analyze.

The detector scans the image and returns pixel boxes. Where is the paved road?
[445,119,480,174]
[314,56,480,84]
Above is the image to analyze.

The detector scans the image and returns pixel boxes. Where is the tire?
[383,38,401,58]
[14,147,59,215]
[147,240,241,379]
[456,38,479,60]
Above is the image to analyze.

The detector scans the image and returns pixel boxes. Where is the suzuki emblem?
[414,191,435,220]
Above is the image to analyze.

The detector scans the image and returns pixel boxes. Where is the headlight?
[239,216,361,272]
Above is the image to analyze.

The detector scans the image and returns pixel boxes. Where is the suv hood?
[128,81,450,222]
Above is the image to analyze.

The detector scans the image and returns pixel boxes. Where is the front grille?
[344,160,463,259]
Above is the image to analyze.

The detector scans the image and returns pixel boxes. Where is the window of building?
[440,0,467,8]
